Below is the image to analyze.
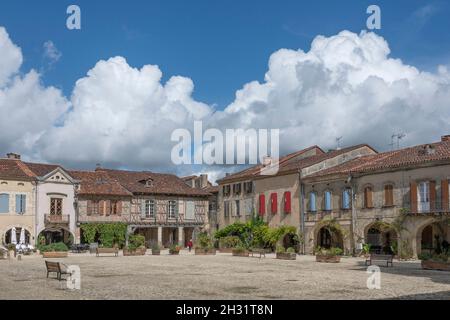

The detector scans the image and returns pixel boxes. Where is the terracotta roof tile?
[23,162,60,177]
[0,159,35,181]
[69,171,133,197]
[98,168,210,197]
[305,140,450,179]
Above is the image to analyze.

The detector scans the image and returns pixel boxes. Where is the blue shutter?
[343,189,350,209]
[0,194,9,213]
[309,193,316,212]
[15,195,21,214]
[325,192,331,211]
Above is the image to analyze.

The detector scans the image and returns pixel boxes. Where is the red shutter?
[284,191,291,213]
[442,180,449,211]
[259,194,265,216]
[410,182,417,213]
[271,193,278,214]
[430,181,436,210]
[99,200,105,215]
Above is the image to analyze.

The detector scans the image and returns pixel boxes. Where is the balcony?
[45,214,70,224]
[402,201,450,216]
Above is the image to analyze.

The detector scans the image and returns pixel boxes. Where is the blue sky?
[1,0,449,109]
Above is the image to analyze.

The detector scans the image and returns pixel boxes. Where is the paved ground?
[0,250,449,300]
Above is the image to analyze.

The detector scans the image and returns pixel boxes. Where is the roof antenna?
[336,136,343,150]
[391,133,406,150]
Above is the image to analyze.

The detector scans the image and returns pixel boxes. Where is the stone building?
[73,168,210,248]
[302,136,450,257]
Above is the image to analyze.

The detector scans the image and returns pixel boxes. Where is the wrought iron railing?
[45,214,70,224]
[402,201,450,215]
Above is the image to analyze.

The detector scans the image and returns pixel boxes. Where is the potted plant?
[7,243,16,258]
[169,244,182,255]
[232,245,249,257]
[151,243,161,255]
[40,242,69,258]
[315,246,343,263]
[195,232,216,255]
[276,246,297,260]
[123,235,146,256]
[419,252,450,271]
[361,243,371,258]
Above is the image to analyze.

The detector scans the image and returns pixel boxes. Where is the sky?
[0,0,450,182]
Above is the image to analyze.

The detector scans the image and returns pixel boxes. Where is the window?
[244,181,253,194]
[233,183,242,195]
[50,198,63,215]
[309,192,317,212]
[235,200,240,217]
[342,189,351,209]
[324,191,332,211]
[87,200,99,215]
[270,193,278,214]
[384,184,394,206]
[145,200,155,218]
[15,194,26,214]
[418,181,430,212]
[363,186,373,208]
[168,200,177,219]
[110,200,121,215]
[284,191,291,214]
[0,194,9,213]
[224,201,231,218]
[223,185,231,196]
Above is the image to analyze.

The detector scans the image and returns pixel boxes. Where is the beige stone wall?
[218,180,255,228]
[0,179,35,244]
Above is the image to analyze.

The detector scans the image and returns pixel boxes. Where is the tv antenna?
[391,133,406,150]
[336,136,343,150]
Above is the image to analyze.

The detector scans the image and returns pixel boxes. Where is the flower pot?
[276,252,297,260]
[219,248,233,253]
[232,249,249,257]
[42,251,68,258]
[152,250,160,255]
[316,255,341,263]
[421,260,450,271]
[195,248,216,255]
[123,247,146,256]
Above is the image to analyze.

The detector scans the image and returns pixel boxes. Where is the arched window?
[364,186,373,208]
[342,188,351,209]
[384,184,394,206]
[309,192,317,212]
[324,191,332,211]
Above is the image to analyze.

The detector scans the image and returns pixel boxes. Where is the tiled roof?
[23,162,60,177]
[279,144,376,174]
[97,168,211,197]
[305,140,450,179]
[203,185,219,194]
[217,145,324,183]
[69,171,133,197]
[0,159,35,181]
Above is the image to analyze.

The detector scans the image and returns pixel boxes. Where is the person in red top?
[187,239,193,252]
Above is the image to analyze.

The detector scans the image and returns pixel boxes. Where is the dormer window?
[140,178,153,187]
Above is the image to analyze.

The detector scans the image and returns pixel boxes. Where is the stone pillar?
[178,227,184,247]
[157,227,163,246]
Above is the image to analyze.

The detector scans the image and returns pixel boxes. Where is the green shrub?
[151,242,160,251]
[196,232,213,249]
[276,245,285,253]
[39,242,68,252]
[286,247,296,254]
[362,243,371,254]
[169,244,182,254]
[81,223,127,248]
[7,244,16,251]
[128,234,145,251]
[315,246,342,256]
[219,236,241,249]
[418,252,432,261]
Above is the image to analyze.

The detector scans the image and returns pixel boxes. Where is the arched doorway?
[418,221,449,255]
[317,226,343,249]
[4,228,31,244]
[38,228,73,246]
[365,223,397,254]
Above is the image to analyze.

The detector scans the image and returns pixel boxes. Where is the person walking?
[187,239,193,252]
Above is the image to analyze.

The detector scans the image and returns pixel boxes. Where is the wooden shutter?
[430,181,436,210]
[410,182,418,213]
[442,180,449,211]
[384,185,393,206]
[271,193,278,214]
[259,194,265,216]
[87,200,93,215]
[116,201,122,215]
[367,188,373,208]
[284,191,291,214]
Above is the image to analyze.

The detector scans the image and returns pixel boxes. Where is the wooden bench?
[45,261,69,281]
[96,247,119,257]
[250,248,266,259]
[365,254,394,267]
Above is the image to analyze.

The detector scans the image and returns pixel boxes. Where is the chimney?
[263,156,272,166]
[200,174,208,188]
[441,135,450,142]
[6,153,20,160]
